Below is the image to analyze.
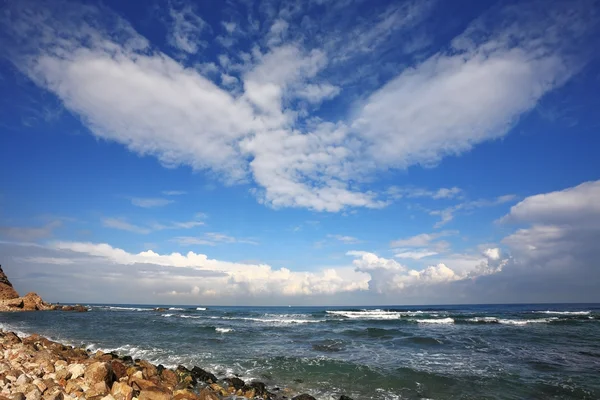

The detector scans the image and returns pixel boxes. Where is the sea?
[1,303,599,400]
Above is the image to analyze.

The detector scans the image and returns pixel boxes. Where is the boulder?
[67,364,85,380]
[110,381,133,400]
[339,396,354,400]
[110,361,128,381]
[137,387,171,400]
[21,293,53,311]
[172,389,200,400]
[190,366,217,384]
[292,395,317,400]
[84,362,114,387]
[159,369,177,389]
[197,388,220,400]
[224,377,245,390]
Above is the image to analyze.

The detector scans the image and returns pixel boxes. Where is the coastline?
[0,328,332,400]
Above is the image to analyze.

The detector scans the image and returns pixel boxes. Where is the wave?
[466,317,500,323]
[215,328,233,333]
[326,309,428,320]
[104,306,152,312]
[180,315,201,319]
[161,314,174,318]
[211,316,323,324]
[532,311,591,315]
[497,318,558,325]
[168,307,184,311]
[196,307,207,311]
[414,318,454,325]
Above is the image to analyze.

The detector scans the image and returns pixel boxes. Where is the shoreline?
[0,328,340,400]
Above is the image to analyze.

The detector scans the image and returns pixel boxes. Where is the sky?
[0,0,599,306]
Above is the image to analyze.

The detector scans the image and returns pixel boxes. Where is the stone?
[292,395,317,400]
[339,396,354,400]
[31,379,47,394]
[85,362,114,387]
[11,394,26,400]
[137,361,157,380]
[197,388,219,400]
[100,396,116,400]
[86,382,109,397]
[16,375,32,386]
[225,377,245,390]
[111,381,134,400]
[41,388,63,400]
[137,387,171,400]
[67,364,85,380]
[24,388,42,400]
[130,377,156,391]
[190,367,217,384]
[54,369,70,381]
[172,390,200,400]
[111,361,128,381]
[159,369,177,389]
[247,381,267,396]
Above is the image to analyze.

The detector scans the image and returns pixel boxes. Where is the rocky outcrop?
[0,265,69,312]
[0,265,20,300]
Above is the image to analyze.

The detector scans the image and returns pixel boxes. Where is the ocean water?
[1,303,600,399]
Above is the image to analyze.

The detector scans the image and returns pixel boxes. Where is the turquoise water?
[1,303,599,399]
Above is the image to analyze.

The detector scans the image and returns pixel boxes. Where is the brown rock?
[42,388,64,400]
[111,361,128,381]
[159,369,177,389]
[138,360,157,380]
[86,382,109,397]
[138,387,172,400]
[197,388,220,400]
[130,377,156,391]
[111,381,134,400]
[21,293,53,311]
[0,265,20,300]
[85,362,114,387]
[292,395,317,400]
[172,390,200,400]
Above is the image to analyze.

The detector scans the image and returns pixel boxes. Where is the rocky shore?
[0,329,346,400]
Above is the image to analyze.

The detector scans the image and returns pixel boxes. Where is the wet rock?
[248,381,267,396]
[292,395,317,400]
[225,377,245,390]
[339,396,354,400]
[190,366,217,384]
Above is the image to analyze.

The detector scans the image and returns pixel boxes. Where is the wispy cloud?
[429,195,517,228]
[102,217,204,234]
[327,234,361,244]
[130,197,174,208]
[172,232,258,246]
[162,190,187,196]
[0,221,62,241]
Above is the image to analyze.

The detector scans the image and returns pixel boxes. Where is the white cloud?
[500,180,600,227]
[102,217,204,234]
[394,250,438,259]
[167,3,208,54]
[429,195,517,227]
[326,234,360,244]
[1,0,595,214]
[172,232,258,246]
[390,230,456,247]
[221,21,237,34]
[130,197,174,208]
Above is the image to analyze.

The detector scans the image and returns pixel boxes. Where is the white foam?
[215,328,233,333]
[106,306,151,312]
[161,314,174,317]
[326,309,426,319]
[533,311,590,315]
[467,317,499,323]
[196,307,207,311]
[168,307,184,311]
[180,315,201,319]
[211,316,322,324]
[415,318,455,325]
[497,318,558,325]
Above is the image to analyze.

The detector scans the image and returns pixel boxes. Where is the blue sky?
[0,0,599,305]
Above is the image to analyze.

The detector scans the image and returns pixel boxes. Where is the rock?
[24,387,42,400]
[111,381,134,400]
[100,396,116,400]
[225,377,245,390]
[11,393,26,400]
[172,390,200,400]
[197,388,219,400]
[86,382,109,397]
[158,369,177,389]
[130,377,156,392]
[247,381,267,396]
[137,361,157,380]
[339,396,354,400]
[16,374,32,386]
[190,366,217,384]
[67,364,85,380]
[137,387,171,400]
[0,265,20,300]
[111,361,128,381]
[41,388,63,400]
[21,293,53,311]
[292,395,317,400]
[85,362,114,387]
[54,369,70,381]
[153,308,167,312]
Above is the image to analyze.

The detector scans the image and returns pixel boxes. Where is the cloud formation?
[1,0,595,213]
